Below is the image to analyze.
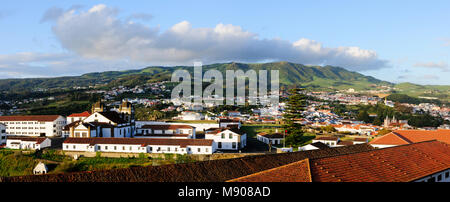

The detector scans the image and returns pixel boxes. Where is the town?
[0,82,449,182]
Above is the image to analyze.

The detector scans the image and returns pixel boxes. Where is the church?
[63,100,136,138]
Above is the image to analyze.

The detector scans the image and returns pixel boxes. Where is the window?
[218,142,222,148]
[168,147,170,151]
[229,133,233,139]
[427,177,436,182]
[206,148,209,152]
[73,145,76,149]
[445,172,449,178]
[114,146,117,150]
[437,174,442,181]
[123,146,125,150]
[105,146,108,150]
[221,133,225,139]
[198,148,200,152]
[232,142,236,149]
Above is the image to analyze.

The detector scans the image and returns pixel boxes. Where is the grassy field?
[0,149,194,177]
[241,124,316,149]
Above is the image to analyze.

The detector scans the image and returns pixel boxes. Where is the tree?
[357,110,371,123]
[282,88,307,146]
[321,125,336,133]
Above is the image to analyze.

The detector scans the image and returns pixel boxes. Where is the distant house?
[175,111,204,120]
[205,128,247,151]
[312,136,368,147]
[370,129,450,148]
[299,142,330,151]
[6,136,51,150]
[135,124,196,139]
[218,118,241,129]
[227,111,241,117]
[33,162,48,175]
[257,132,284,145]
[312,136,340,147]
[67,111,91,124]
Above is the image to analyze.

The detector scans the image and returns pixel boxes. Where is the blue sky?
[0,0,448,85]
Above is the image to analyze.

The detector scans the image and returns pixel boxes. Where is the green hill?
[0,61,448,102]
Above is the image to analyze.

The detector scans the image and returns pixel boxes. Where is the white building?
[0,115,66,137]
[175,111,204,120]
[298,142,330,151]
[63,137,215,155]
[257,132,284,145]
[0,123,6,145]
[136,124,196,139]
[205,128,246,151]
[65,110,134,138]
[218,119,241,129]
[66,111,91,124]
[33,162,48,175]
[312,136,340,147]
[6,136,51,150]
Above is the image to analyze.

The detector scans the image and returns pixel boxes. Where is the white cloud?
[0,52,146,79]
[0,4,390,79]
[414,61,449,72]
[45,4,387,71]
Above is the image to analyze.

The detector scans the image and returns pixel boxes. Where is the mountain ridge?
[0,62,448,102]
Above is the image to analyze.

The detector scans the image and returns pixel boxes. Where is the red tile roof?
[370,129,450,146]
[0,115,61,122]
[227,159,312,182]
[226,141,450,182]
[310,141,450,182]
[68,111,91,117]
[7,136,48,144]
[63,137,212,148]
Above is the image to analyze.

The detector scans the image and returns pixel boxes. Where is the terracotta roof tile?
[227,159,312,182]
[0,115,61,122]
[68,111,91,117]
[370,129,450,146]
[310,141,450,182]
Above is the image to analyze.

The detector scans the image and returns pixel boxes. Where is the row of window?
[8,132,43,135]
[217,142,237,149]
[1,121,47,125]
[65,144,209,153]
[221,133,234,139]
[7,127,46,129]
[141,129,192,134]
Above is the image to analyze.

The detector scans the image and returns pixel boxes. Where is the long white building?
[63,137,215,154]
[0,115,66,137]
[6,136,51,150]
[135,124,196,139]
